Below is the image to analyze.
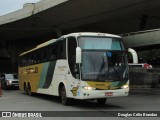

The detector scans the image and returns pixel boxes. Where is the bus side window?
[41,47,48,62]
[49,43,58,61]
[68,37,78,79]
[33,53,37,64]
[25,55,29,66]
[29,53,34,65]
[22,56,27,66]
[36,50,41,64]
[59,39,66,59]
[19,57,23,67]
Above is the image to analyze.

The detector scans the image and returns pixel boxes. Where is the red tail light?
[143,64,152,69]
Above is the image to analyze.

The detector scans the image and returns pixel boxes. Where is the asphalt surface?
[0,87,160,120]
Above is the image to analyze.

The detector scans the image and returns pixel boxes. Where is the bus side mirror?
[128,48,138,64]
[76,47,82,64]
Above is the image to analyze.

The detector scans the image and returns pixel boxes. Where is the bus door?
[67,37,80,97]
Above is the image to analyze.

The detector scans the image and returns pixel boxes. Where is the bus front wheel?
[60,86,70,105]
[97,98,107,105]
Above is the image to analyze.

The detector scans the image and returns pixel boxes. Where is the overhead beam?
[122,29,160,48]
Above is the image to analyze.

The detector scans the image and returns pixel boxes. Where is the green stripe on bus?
[38,62,49,88]
[118,80,128,86]
[43,61,56,88]
[111,80,128,88]
[111,81,120,86]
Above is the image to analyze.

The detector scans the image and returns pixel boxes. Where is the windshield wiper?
[96,55,108,81]
[90,54,96,79]
[113,66,121,80]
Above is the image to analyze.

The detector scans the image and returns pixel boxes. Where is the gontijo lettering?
[26,67,38,74]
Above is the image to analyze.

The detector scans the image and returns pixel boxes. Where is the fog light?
[82,86,95,90]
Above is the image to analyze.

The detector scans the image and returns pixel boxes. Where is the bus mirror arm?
[74,64,79,74]
[128,48,138,64]
[76,47,82,64]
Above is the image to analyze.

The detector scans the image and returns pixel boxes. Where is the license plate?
[105,92,113,96]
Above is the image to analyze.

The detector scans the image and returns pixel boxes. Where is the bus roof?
[19,39,57,56]
[62,32,121,38]
[19,32,121,56]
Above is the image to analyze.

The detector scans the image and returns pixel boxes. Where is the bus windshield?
[78,36,128,81]
[79,36,124,50]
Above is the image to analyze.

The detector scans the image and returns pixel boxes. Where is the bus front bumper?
[79,88,129,100]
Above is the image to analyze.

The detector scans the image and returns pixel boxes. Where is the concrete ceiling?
[0,0,160,43]
[1,0,160,72]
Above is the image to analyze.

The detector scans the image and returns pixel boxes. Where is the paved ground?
[130,87,160,95]
[0,88,160,120]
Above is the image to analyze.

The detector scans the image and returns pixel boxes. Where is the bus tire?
[60,85,70,105]
[25,86,29,95]
[28,84,33,96]
[97,98,107,105]
[24,83,27,94]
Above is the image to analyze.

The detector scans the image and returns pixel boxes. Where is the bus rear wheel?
[28,85,33,96]
[60,86,70,105]
[24,85,28,95]
[97,98,107,105]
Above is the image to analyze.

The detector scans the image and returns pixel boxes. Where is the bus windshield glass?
[79,36,124,50]
[78,36,128,81]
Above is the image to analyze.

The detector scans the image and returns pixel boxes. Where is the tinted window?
[19,39,66,67]
[59,39,66,59]
[68,37,78,79]
[13,74,18,79]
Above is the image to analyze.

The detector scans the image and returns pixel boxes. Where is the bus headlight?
[121,84,129,89]
[82,86,95,90]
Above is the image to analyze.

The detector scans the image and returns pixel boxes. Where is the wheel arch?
[58,82,67,96]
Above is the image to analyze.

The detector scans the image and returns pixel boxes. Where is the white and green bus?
[19,32,135,105]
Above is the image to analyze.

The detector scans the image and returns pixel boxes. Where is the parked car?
[129,63,153,69]
[0,73,19,90]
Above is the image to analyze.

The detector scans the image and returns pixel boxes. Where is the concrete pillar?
[0,41,10,58]
[8,42,17,72]
[139,14,148,30]
[0,41,10,73]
